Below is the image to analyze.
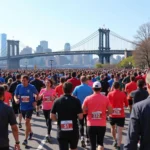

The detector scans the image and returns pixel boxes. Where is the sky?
[0,0,150,51]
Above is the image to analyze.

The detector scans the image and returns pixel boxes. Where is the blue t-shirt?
[92,78,97,82]
[15,84,38,111]
[72,84,93,104]
[0,77,5,83]
[108,79,114,88]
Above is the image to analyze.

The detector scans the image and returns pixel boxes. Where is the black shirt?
[123,76,130,84]
[124,97,150,150]
[51,94,82,138]
[130,88,149,104]
[0,101,17,147]
[100,80,110,95]
[30,79,45,92]
[9,80,21,105]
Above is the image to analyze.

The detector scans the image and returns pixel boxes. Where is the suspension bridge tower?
[98,28,110,64]
[7,40,20,69]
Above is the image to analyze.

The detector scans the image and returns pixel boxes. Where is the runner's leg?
[87,126,96,150]
[117,126,123,147]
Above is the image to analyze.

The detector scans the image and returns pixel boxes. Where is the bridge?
[0,28,135,69]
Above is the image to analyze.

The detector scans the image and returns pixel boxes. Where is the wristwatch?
[15,141,20,145]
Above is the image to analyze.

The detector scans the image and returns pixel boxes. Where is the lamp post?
[49,60,54,72]
[128,62,132,69]
[25,62,27,70]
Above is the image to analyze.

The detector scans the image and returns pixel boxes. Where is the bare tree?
[134,22,150,68]
[135,22,150,41]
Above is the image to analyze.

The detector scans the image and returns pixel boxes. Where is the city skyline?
[0,33,7,56]
[0,0,149,51]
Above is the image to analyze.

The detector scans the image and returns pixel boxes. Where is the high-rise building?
[64,43,71,51]
[0,33,7,56]
[40,41,48,50]
[36,45,43,53]
[64,43,72,63]
[20,46,32,55]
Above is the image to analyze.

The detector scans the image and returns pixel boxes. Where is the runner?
[125,76,137,113]
[9,74,22,128]
[87,75,93,87]
[55,77,66,97]
[72,76,93,147]
[50,82,83,150]
[30,73,45,116]
[14,75,38,146]
[39,78,57,142]
[100,74,110,96]
[67,72,80,91]
[3,84,12,106]
[130,79,148,104]
[82,81,112,150]
[0,86,20,150]
[107,82,128,150]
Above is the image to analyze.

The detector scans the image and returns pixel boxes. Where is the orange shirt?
[107,89,128,118]
[125,81,137,100]
[55,84,64,97]
[82,93,110,126]
[4,91,12,106]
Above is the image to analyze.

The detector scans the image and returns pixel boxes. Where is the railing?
[0,49,130,60]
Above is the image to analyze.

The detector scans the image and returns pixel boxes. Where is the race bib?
[113,108,121,115]
[92,111,102,119]
[61,120,73,131]
[21,96,30,103]
[44,96,51,102]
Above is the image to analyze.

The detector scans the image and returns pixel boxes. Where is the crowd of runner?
[0,68,149,150]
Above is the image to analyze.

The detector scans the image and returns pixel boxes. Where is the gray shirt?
[124,97,150,150]
[0,100,17,148]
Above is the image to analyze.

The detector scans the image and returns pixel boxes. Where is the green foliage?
[117,56,135,68]
[95,63,103,68]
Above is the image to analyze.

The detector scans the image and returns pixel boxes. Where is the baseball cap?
[93,81,101,88]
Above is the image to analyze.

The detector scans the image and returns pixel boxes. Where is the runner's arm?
[124,94,128,107]
[124,106,140,150]
[106,96,113,114]
[77,98,83,120]
[50,101,57,121]
[11,125,19,145]
[8,108,20,146]
[72,87,77,98]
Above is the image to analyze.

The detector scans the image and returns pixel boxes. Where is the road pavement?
[9,111,130,150]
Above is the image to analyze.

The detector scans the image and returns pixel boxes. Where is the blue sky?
[0,0,150,51]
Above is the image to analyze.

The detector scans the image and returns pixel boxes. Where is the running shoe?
[28,132,33,140]
[46,136,51,143]
[36,112,40,117]
[116,146,121,150]
[18,123,22,129]
[22,140,28,146]
[81,140,86,148]
[86,139,90,146]
[113,140,117,147]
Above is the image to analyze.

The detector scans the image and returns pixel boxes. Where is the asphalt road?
[9,111,130,150]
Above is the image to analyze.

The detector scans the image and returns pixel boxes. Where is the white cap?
[93,81,101,88]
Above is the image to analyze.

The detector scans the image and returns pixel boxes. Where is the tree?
[95,63,103,68]
[117,56,135,68]
[134,22,150,68]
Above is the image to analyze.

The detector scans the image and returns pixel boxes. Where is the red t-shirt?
[67,77,80,91]
[125,81,137,100]
[107,89,128,118]
[135,75,145,82]
[55,84,64,97]
[4,91,12,106]
[82,93,110,126]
